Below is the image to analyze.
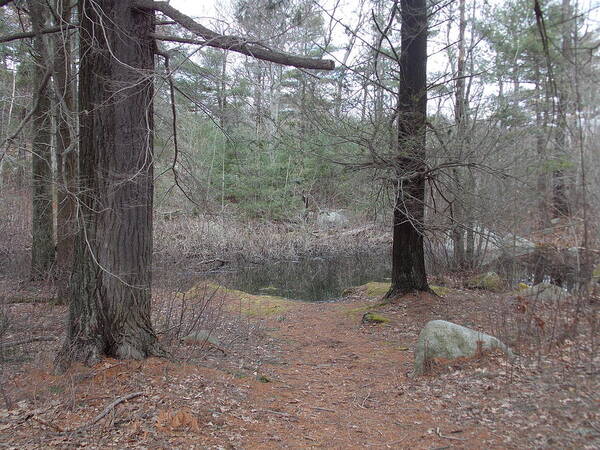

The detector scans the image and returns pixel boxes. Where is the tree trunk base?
[54,336,166,374]
[384,284,436,300]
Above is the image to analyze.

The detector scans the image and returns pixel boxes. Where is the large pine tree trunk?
[386,0,430,298]
[29,0,55,280]
[57,0,162,369]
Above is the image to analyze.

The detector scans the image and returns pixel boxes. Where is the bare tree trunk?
[54,0,77,299]
[217,50,228,130]
[28,0,55,280]
[534,64,550,228]
[552,0,573,218]
[386,0,430,298]
[57,0,162,369]
[451,0,467,270]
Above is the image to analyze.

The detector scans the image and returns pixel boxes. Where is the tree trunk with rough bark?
[54,0,77,299]
[56,0,163,369]
[29,0,55,280]
[386,0,430,298]
[552,0,573,218]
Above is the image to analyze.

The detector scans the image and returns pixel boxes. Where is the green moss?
[466,272,504,292]
[344,301,388,318]
[256,374,271,383]
[361,312,390,324]
[364,282,391,297]
[430,285,451,296]
[593,264,600,281]
[516,282,530,291]
[185,282,292,318]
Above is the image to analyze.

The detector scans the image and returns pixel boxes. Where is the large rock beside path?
[519,283,568,302]
[414,320,513,375]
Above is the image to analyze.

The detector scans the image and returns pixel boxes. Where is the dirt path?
[236,299,496,448]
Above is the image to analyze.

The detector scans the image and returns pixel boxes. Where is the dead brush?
[490,288,598,375]
[153,212,388,267]
[153,283,226,361]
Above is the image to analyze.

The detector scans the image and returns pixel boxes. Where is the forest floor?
[0,276,599,449]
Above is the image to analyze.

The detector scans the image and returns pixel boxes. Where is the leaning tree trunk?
[386,0,430,298]
[29,0,55,280]
[57,0,162,369]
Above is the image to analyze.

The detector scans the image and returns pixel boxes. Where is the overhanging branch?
[0,24,77,44]
[135,0,335,70]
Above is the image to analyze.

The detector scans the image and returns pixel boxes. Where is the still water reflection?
[208,254,391,302]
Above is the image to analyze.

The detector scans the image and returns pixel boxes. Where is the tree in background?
[27,0,54,280]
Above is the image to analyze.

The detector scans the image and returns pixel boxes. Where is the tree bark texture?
[57,0,162,369]
[552,0,573,218]
[451,0,467,270]
[386,0,430,298]
[54,0,77,299]
[29,0,55,280]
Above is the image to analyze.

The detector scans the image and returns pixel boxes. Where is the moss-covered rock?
[364,282,391,297]
[519,283,567,302]
[430,285,451,296]
[466,272,504,292]
[516,282,530,291]
[184,282,293,318]
[361,312,390,324]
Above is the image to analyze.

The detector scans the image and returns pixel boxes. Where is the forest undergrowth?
[0,190,599,448]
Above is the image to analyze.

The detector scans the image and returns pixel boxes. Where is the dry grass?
[153,212,390,268]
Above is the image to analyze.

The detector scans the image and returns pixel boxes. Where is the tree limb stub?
[135,0,335,71]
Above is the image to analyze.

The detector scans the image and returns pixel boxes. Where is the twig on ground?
[77,392,145,431]
[436,427,467,441]
[32,416,64,432]
[261,409,294,417]
[311,406,336,412]
[361,391,371,408]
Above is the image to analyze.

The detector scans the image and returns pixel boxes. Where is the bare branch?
[151,33,204,46]
[0,24,77,44]
[134,0,334,70]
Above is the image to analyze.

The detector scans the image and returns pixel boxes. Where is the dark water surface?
[208,254,391,302]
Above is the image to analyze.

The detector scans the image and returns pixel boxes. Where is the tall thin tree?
[28,0,55,280]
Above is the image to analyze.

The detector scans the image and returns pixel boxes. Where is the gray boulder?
[182,330,223,349]
[317,211,349,228]
[414,320,513,375]
[519,283,568,302]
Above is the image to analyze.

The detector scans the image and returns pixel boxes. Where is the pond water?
[207,254,391,302]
